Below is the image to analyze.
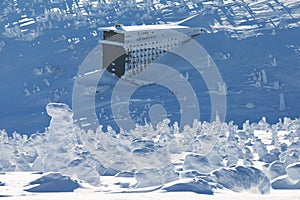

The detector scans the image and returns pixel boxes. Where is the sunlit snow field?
[0,172,299,200]
[0,0,300,199]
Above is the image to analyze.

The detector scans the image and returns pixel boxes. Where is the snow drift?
[24,172,80,193]
[161,178,214,194]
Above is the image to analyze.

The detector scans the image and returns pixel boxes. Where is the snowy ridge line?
[1,0,299,40]
[0,103,300,193]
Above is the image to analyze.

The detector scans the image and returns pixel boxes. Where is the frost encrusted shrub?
[42,103,102,186]
[0,103,300,192]
[0,103,102,186]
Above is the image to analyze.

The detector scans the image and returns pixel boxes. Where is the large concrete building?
[100,15,207,77]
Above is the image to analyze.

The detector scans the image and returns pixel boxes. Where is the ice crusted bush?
[0,130,38,172]
[81,119,178,187]
[41,103,102,186]
[0,130,17,172]
[131,138,177,187]
[43,103,78,172]
[0,103,300,193]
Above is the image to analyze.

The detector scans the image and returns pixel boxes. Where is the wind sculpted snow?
[0,103,299,194]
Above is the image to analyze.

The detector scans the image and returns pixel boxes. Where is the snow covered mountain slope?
[0,0,299,135]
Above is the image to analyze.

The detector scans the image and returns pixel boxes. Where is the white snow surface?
[0,103,300,198]
[0,172,299,199]
[0,0,300,198]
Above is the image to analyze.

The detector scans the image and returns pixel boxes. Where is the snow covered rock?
[213,166,270,194]
[271,175,300,189]
[25,172,80,192]
[287,162,300,181]
[161,178,214,194]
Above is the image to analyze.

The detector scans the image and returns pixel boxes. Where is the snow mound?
[271,175,300,190]
[213,166,270,194]
[183,154,212,174]
[161,178,214,194]
[134,165,178,188]
[265,161,287,180]
[25,172,80,193]
[287,162,300,181]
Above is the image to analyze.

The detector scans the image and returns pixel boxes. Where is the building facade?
[101,23,206,77]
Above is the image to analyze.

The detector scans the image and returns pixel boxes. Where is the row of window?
[128,49,167,58]
[123,36,182,75]
[126,43,178,55]
[126,38,179,51]
[126,49,168,71]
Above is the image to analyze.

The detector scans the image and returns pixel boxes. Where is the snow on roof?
[99,24,191,32]
[98,13,205,32]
